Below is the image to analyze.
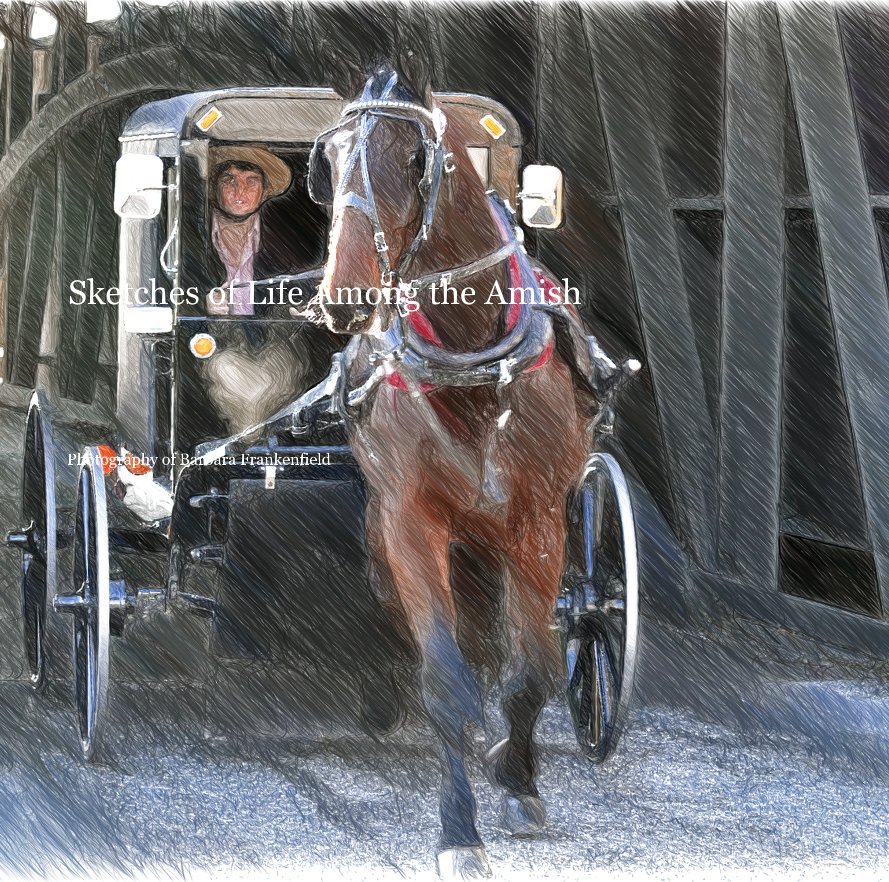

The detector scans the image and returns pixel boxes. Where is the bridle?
[309,72,451,309]
[309,72,521,324]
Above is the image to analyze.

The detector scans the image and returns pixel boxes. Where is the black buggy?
[6,88,640,763]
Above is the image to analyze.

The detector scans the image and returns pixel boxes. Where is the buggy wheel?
[5,391,57,692]
[54,447,110,762]
[560,452,638,763]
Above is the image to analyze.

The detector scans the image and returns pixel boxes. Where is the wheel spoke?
[589,638,603,746]
[81,472,91,582]
[578,647,592,733]
[23,555,45,677]
[74,619,86,735]
[594,635,615,730]
[85,619,96,744]
[33,614,44,682]
[566,637,581,685]
[581,472,606,579]
[581,487,596,581]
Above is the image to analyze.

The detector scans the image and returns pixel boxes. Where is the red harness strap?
[387,265,563,392]
[386,266,568,439]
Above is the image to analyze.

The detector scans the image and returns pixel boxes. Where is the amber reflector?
[189,333,216,359]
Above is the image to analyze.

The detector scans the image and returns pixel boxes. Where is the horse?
[309,65,597,878]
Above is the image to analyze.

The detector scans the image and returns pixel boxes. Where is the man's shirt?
[211,211,261,315]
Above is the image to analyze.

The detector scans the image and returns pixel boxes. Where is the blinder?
[308,124,436,208]
[307,140,334,206]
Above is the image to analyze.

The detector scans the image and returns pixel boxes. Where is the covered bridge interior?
[0,2,887,659]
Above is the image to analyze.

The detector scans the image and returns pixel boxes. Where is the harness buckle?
[396,282,414,317]
[374,232,389,253]
[499,358,515,386]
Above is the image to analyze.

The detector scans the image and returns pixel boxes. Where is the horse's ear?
[397,47,434,107]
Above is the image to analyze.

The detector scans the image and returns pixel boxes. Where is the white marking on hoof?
[436,846,492,879]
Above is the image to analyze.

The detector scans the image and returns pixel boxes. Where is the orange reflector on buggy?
[196,107,222,131]
[479,114,505,139]
[189,333,216,359]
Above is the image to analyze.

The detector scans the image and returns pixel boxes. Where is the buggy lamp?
[519,164,564,229]
[114,154,165,219]
[189,333,216,359]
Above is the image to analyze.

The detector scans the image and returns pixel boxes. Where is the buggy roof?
[120,87,522,150]
[120,88,344,145]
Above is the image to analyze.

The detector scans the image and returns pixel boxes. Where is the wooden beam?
[780,5,889,615]
[718,4,785,584]
[585,6,719,567]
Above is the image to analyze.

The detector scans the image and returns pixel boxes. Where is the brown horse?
[311,66,595,878]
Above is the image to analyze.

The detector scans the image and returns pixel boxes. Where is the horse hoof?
[436,846,492,879]
[503,794,547,838]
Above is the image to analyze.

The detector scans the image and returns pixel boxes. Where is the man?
[201,145,314,434]
[207,145,293,315]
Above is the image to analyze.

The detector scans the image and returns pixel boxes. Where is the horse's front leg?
[488,505,566,837]
[380,499,490,879]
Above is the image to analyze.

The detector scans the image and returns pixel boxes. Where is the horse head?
[311,64,443,334]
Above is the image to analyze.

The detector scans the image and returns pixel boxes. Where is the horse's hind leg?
[489,513,565,837]
[381,505,489,878]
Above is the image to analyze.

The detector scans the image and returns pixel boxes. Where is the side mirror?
[519,164,564,229]
[114,154,164,219]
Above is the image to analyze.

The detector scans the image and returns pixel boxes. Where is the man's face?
[216,166,266,218]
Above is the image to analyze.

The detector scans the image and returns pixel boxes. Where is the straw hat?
[210,145,292,199]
